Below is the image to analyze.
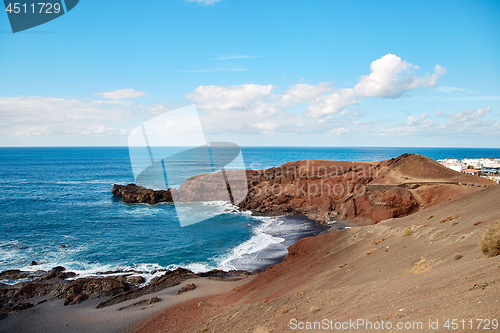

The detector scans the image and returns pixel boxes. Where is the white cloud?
[186,83,364,137]
[186,0,221,5]
[0,96,136,138]
[0,55,463,145]
[329,127,351,135]
[281,82,333,106]
[279,83,359,118]
[188,54,446,128]
[407,113,433,127]
[377,106,497,138]
[434,64,447,75]
[253,121,279,134]
[188,84,275,111]
[377,113,435,136]
[93,89,145,100]
[340,109,361,119]
[353,54,445,98]
[447,106,491,122]
[305,89,359,118]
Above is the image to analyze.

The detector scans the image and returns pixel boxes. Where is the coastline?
[0,207,355,333]
[0,276,254,333]
[0,213,339,325]
[1,154,498,332]
[0,213,330,281]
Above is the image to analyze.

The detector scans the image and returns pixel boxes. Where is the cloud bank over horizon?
[0,54,498,147]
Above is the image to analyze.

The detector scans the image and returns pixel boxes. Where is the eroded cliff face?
[113,154,494,224]
[236,158,419,223]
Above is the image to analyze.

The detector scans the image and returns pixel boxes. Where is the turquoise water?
[0,147,499,281]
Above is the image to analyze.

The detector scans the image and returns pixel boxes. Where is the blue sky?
[0,0,499,147]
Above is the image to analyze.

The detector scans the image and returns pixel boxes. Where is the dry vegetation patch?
[479,221,500,257]
[410,257,440,274]
[402,227,413,237]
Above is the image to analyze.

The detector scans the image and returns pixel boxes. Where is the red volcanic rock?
[112,154,494,224]
[236,154,493,224]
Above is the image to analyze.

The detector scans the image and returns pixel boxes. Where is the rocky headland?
[112,153,493,224]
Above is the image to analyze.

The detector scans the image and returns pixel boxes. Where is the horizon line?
[1,145,500,149]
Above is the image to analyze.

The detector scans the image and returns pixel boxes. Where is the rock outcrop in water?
[111,183,173,204]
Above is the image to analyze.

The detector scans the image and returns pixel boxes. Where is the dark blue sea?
[1,147,499,283]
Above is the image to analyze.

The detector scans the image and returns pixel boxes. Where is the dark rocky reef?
[0,266,250,318]
[111,183,173,204]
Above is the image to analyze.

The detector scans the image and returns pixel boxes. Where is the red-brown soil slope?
[133,182,500,333]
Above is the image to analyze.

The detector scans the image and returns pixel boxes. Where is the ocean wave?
[215,216,286,271]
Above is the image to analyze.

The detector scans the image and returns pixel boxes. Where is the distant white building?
[462,158,500,169]
[437,158,461,165]
[462,158,483,169]
[437,158,465,172]
[462,169,480,176]
[442,163,464,172]
[437,157,499,176]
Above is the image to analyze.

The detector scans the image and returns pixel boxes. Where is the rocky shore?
[0,266,250,320]
[112,154,493,224]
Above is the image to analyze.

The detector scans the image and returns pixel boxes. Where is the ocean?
[1,146,499,283]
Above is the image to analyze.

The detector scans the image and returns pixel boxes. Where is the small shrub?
[280,305,288,314]
[452,254,463,260]
[479,221,500,257]
[403,228,413,237]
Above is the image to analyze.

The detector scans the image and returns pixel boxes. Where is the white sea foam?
[216,216,286,271]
